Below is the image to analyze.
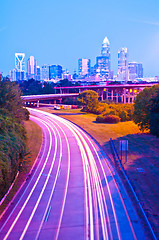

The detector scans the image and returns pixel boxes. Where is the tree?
[149,87,159,136]
[77,90,99,112]
[0,78,29,198]
[133,84,159,131]
[0,79,30,122]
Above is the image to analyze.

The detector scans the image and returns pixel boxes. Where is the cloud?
[130,19,159,26]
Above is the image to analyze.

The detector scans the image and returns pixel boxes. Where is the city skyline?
[1,0,159,77]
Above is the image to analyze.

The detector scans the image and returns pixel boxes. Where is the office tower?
[41,65,49,80]
[15,53,25,81]
[118,47,129,81]
[36,66,41,81]
[49,65,62,79]
[9,68,17,81]
[78,58,91,77]
[27,56,37,80]
[96,37,111,79]
[128,62,143,80]
[136,63,143,78]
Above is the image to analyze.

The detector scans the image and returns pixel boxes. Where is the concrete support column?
[111,89,113,101]
[106,90,108,100]
[123,88,126,103]
[128,91,130,104]
[101,90,104,101]
[99,90,103,101]
[116,93,119,103]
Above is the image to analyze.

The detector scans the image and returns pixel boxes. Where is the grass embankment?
[38,106,159,238]
[0,120,42,215]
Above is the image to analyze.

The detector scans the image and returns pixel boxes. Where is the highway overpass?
[21,83,159,106]
[22,93,79,107]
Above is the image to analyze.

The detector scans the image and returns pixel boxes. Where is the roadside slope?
[0,120,42,215]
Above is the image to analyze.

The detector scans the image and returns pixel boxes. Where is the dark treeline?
[0,77,29,199]
[133,84,159,137]
[77,86,159,137]
[18,78,81,95]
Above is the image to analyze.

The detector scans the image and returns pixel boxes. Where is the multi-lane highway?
[0,109,146,240]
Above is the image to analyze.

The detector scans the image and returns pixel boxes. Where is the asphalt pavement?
[0,108,146,240]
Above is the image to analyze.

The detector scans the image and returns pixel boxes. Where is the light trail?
[19,116,62,240]
[34,116,63,240]
[52,120,70,240]
[45,114,94,240]
[45,110,137,239]
[3,118,55,240]
[46,114,105,239]
[0,121,47,233]
[77,124,137,240]
[0,108,146,239]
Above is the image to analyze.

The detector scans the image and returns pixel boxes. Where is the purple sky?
[1,0,159,77]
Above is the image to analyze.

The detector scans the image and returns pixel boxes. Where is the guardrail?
[110,138,157,240]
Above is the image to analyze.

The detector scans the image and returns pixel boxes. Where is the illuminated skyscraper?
[27,56,37,80]
[49,65,62,79]
[118,48,129,81]
[78,58,91,77]
[15,53,25,81]
[128,62,143,80]
[36,66,41,81]
[96,37,111,79]
[41,65,49,80]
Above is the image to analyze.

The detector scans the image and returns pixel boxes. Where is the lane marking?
[45,206,51,222]
[19,117,58,240]
[3,117,54,240]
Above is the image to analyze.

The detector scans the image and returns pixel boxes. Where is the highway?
[0,109,146,240]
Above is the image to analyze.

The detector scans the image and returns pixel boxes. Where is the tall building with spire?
[15,53,25,81]
[117,47,129,81]
[96,37,111,79]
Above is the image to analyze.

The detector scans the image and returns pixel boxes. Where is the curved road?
[0,108,146,240]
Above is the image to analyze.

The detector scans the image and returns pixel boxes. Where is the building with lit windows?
[27,56,37,80]
[41,65,49,80]
[96,37,111,79]
[49,65,62,79]
[36,66,41,81]
[128,62,143,80]
[78,58,91,77]
[9,68,17,81]
[15,53,25,81]
[117,48,129,81]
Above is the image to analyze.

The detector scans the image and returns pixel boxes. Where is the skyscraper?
[136,63,143,78]
[27,56,37,80]
[15,53,25,81]
[49,65,62,79]
[96,37,111,79]
[78,58,91,77]
[41,65,49,80]
[118,48,129,81]
[36,66,41,81]
[9,68,17,81]
[128,62,143,80]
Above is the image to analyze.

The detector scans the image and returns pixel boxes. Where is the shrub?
[119,110,128,122]
[150,113,159,137]
[96,114,120,123]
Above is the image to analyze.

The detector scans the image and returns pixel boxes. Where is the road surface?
[0,108,146,240]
